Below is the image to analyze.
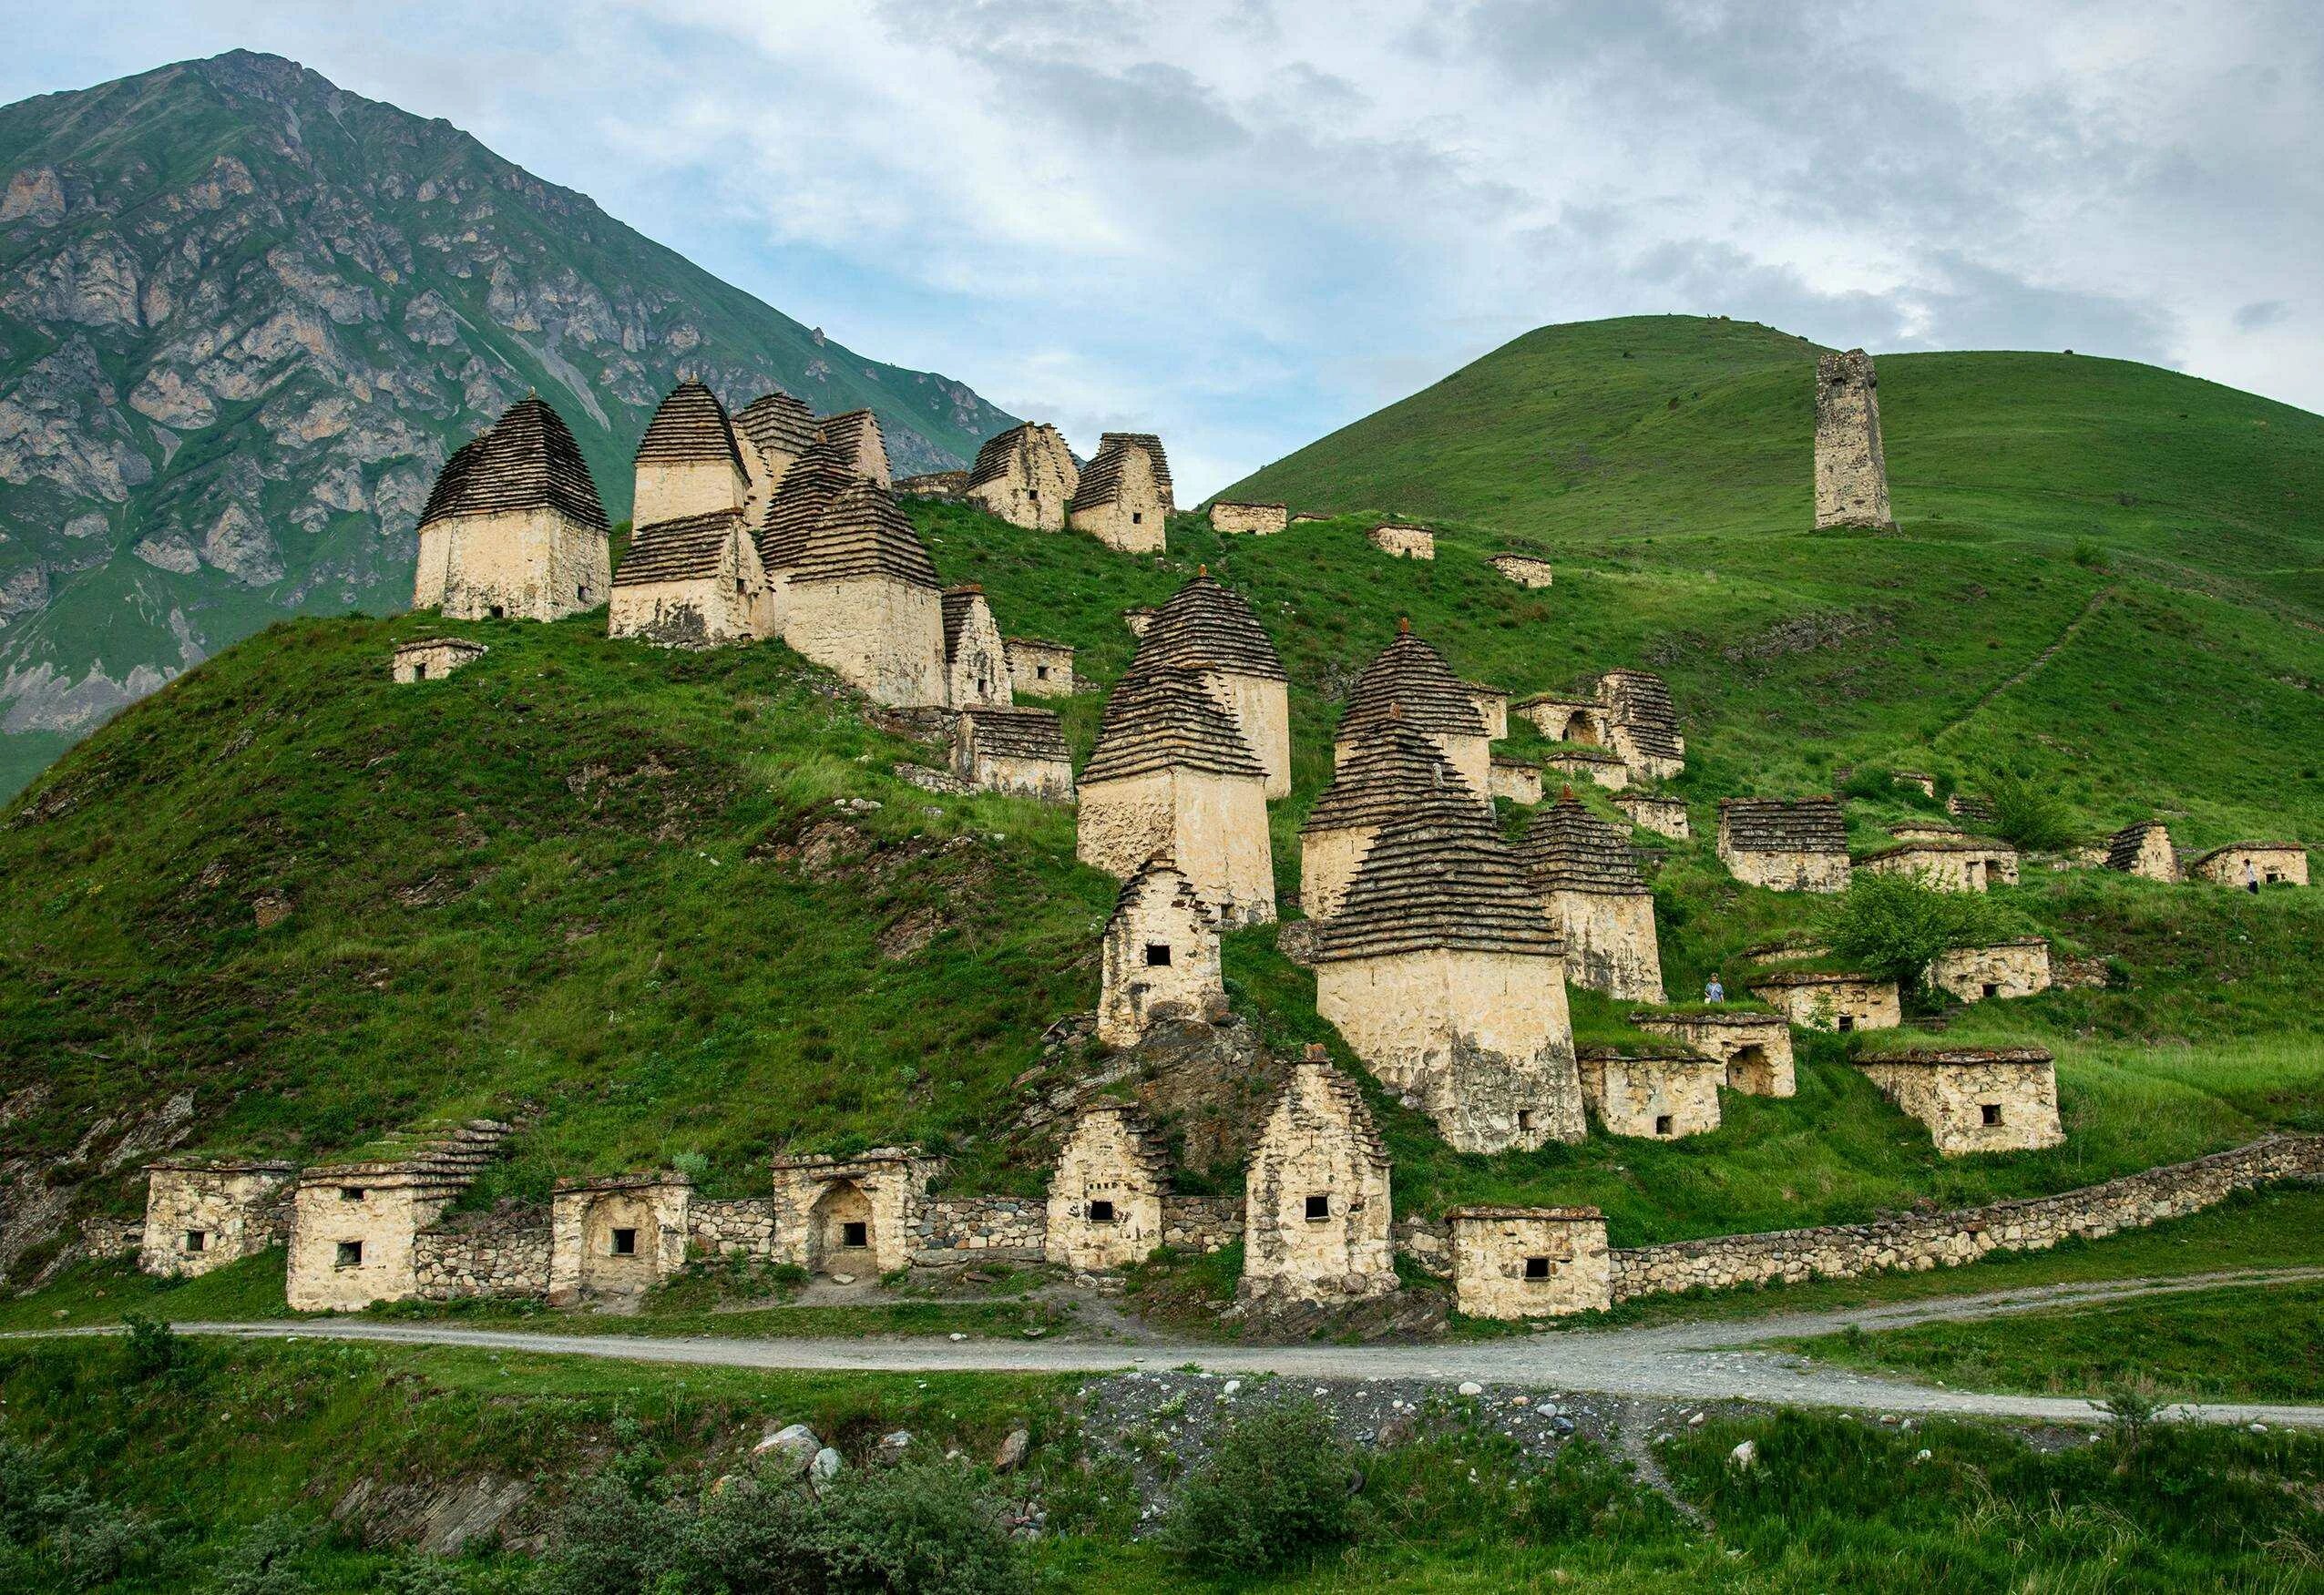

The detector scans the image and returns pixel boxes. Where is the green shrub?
[1817,871,2013,997]
[1985,772,2079,853]
[204,1514,314,1595]
[119,1314,180,1383]
[0,1436,152,1593]
[1168,1400,1357,1576]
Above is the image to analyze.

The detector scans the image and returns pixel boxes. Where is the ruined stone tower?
[1125,569,1292,799]
[1813,349,1894,529]
[1335,622,1493,796]
[1047,1102,1172,1271]
[1300,719,1480,920]
[413,394,610,621]
[1098,854,1225,1048]
[966,422,1079,531]
[632,379,750,530]
[609,507,770,648]
[1239,1051,1397,1304]
[1312,804,1585,1153]
[1077,666,1275,925]
[1069,433,1173,554]
[940,585,1012,708]
[1517,790,1665,1004]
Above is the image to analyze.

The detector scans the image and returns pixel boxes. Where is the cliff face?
[0,50,1015,778]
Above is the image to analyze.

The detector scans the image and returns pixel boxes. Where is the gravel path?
[22,1265,2313,1431]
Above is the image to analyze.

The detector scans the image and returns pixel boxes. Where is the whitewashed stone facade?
[1578,1048,1724,1140]
[1930,938,2053,1003]
[548,1174,691,1304]
[139,1159,296,1278]
[1627,1011,1796,1097]
[1099,855,1226,1048]
[391,638,486,683]
[1518,792,1664,1004]
[1239,1055,1398,1304]
[1613,793,1690,840]
[1751,971,1901,1033]
[1448,1207,1609,1320]
[1813,349,1895,530]
[1489,554,1554,588]
[966,423,1079,531]
[1005,638,1077,698]
[1856,1047,2065,1156]
[1046,1103,1171,1271]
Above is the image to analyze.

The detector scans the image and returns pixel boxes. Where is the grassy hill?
[5,316,2323,1284]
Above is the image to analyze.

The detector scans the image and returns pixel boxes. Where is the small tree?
[1818,870,2011,1000]
[1983,772,2077,853]
[1169,1401,1357,1576]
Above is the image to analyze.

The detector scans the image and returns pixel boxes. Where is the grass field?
[1784,1278,2324,1404]
[5,314,2323,1286]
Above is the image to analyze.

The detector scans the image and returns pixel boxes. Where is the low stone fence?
[911,1196,1047,1266]
[414,1206,550,1301]
[689,1198,778,1261]
[1162,1196,1243,1253]
[1395,1214,1451,1279]
[1609,1134,2323,1302]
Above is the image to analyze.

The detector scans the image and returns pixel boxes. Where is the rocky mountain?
[0,49,1017,792]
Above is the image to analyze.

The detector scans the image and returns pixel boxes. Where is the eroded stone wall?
[1546,751,1628,792]
[1099,867,1225,1048]
[1548,890,1664,1003]
[1752,976,1900,1032]
[968,427,1078,531]
[609,556,763,650]
[1047,1107,1169,1270]
[139,1162,295,1279]
[548,1178,691,1304]
[1813,349,1894,530]
[1628,1014,1795,1097]
[1578,1052,1723,1140]
[413,1206,550,1302]
[946,597,1012,709]
[688,1199,778,1260]
[1449,1209,1610,1320]
[286,1174,456,1312]
[963,749,1074,803]
[391,639,485,683]
[1489,762,1542,805]
[1070,448,1166,554]
[1930,942,2052,1003]
[416,507,610,622]
[1077,769,1276,927]
[1006,640,1076,698]
[633,459,743,532]
[1315,947,1584,1151]
[1206,670,1292,801]
[1489,555,1553,588]
[1859,846,2021,892]
[1209,502,1287,536]
[1162,1195,1244,1253]
[768,1153,936,1277]
[909,1197,1047,1266]
[1613,795,1690,841]
[1857,1057,2065,1156]
[783,577,947,708]
[2191,846,2310,887]
[1722,844,1851,894]
[1240,1064,1397,1304]
[1368,524,1435,559]
[1299,823,1379,922]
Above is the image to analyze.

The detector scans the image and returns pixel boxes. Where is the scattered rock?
[1728,1440,1756,1470]
[874,1430,914,1466]
[993,1427,1030,1474]
[755,1423,821,1473]
[1458,1381,1484,1397]
[810,1448,843,1488]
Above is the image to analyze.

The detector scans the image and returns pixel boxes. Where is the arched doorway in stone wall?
[1565,712,1601,746]
[808,1181,875,1275]
[1725,1045,1775,1095]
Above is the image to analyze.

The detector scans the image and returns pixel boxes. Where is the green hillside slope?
[5,316,2323,1289]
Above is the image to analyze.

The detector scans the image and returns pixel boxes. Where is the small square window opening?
[842,1221,869,1248]
[1304,1194,1330,1222]
[1088,1200,1117,1223]
[335,1240,363,1268]
[610,1227,639,1256]
[1523,1256,1551,1280]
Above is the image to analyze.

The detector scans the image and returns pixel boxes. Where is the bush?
[1169,1401,1357,1576]
[204,1514,315,1595]
[119,1314,180,1383]
[1984,772,2078,853]
[1818,872,2013,997]
[0,1436,152,1592]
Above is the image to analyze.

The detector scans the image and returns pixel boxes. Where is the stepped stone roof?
[635,379,745,474]
[1126,570,1286,682]
[1751,968,1885,988]
[1599,668,1681,758]
[1277,1057,1391,1167]
[1546,746,1624,765]
[940,586,988,660]
[1113,851,1219,925]
[2188,841,2307,866]
[1859,837,2014,862]
[759,440,857,570]
[965,422,1053,490]
[1315,803,1563,963]
[1948,792,1997,824]
[1447,1203,1603,1221]
[613,507,747,587]
[1719,797,1848,854]
[1578,1045,1710,1066]
[420,395,609,530]
[814,408,882,462]
[1517,792,1649,895]
[2106,820,2173,871]
[1074,432,1174,510]
[1865,1046,2053,1067]
[1890,822,1971,840]
[786,478,939,588]
[1081,667,1268,785]
[960,704,1070,762]
[1626,1008,1784,1029]
[1303,721,1479,836]
[735,390,818,459]
[1336,625,1490,742]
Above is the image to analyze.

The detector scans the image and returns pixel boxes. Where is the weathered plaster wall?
[609,539,763,650]
[415,507,610,622]
[1752,977,1901,1032]
[1449,1210,1610,1319]
[1548,889,1664,1003]
[1205,670,1292,801]
[1315,947,1584,1151]
[1489,762,1543,805]
[633,459,743,532]
[1857,1058,2065,1156]
[1300,823,1379,922]
[945,598,1013,709]
[783,578,947,708]
[1077,769,1275,926]
[1070,448,1166,554]
[1578,1052,1724,1140]
[139,1163,295,1279]
[1930,942,2053,1003]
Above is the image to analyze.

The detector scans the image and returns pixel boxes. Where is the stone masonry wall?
[1930,941,2052,1003]
[1857,1057,2065,1157]
[1722,844,1851,894]
[1754,976,1901,1033]
[413,1206,551,1302]
[783,576,947,709]
[1450,1210,1612,1320]
[1579,1053,1724,1140]
[1610,1134,2323,1303]
[391,639,485,683]
[1489,555,1553,588]
[416,506,610,623]
[1549,889,1664,1004]
[1629,1013,1795,1097]
[1162,1195,1244,1253]
[1078,767,1276,928]
[910,1196,1048,1266]
[1813,349,1894,529]
[1205,670,1293,801]
[1368,525,1435,559]
[688,1198,779,1260]
[1209,501,1288,535]
[139,1163,295,1279]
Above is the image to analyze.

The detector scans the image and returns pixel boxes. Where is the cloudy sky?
[6,1,2319,496]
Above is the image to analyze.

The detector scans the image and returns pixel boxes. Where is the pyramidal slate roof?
[735,390,818,460]
[1303,721,1479,836]
[1081,666,1268,785]
[1315,803,1563,962]
[758,440,861,571]
[1074,432,1174,512]
[1126,570,1286,682]
[635,379,745,474]
[941,586,990,661]
[815,408,884,468]
[1719,797,1848,854]
[1517,791,1649,895]
[960,705,1070,762]
[965,421,1067,490]
[2105,820,2173,872]
[612,508,746,588]
[1112,851,1218,927]
[420,394,609,530]
[1600,668,1681,759]
[786,478,940,588]
[1336,624,1489,741]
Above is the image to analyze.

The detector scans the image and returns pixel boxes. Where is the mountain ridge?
[0,48,1018,792]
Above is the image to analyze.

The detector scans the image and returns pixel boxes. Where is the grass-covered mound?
[5,314,2324,1272]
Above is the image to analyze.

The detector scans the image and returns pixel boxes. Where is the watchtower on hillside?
[413,394,609,621]
[1124,569,1292,798]
[1313,804,1584,1153]
[1813,349,1895,529]
[1335,621,1492,795]
[1070,433,1173,553]
[1518,790,1664,1003]
[776,475,947,706]
[966,422,1078,530]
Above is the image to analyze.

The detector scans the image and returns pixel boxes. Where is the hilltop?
[5,312,2323,1290]
[0,50,1017,793]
